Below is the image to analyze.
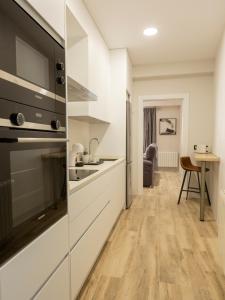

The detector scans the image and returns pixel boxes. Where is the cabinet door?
[34,257,69,300]
[70,201,111,299]
[26,0,65,39]
[0,216,69,300]
[218,191,225,274]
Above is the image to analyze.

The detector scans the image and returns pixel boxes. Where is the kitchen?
[1,0,225,299]
[0,0,132,299]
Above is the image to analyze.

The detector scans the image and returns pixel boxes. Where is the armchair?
[143,144,157,187]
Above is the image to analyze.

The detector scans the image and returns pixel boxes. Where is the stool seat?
[180,157,209,172]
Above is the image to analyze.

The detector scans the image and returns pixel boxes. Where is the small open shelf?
[67,76,97,102]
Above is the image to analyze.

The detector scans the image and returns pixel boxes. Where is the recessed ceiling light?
[143,27,158,36]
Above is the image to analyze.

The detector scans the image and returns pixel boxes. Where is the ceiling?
[83,0,225,65]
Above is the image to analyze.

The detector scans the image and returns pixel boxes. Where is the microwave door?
[0,1,59,111]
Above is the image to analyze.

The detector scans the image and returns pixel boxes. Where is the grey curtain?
[143,107,157,152]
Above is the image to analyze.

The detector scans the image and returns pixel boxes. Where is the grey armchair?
[143,144,157,187]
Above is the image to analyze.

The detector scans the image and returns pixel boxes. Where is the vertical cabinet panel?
[218,190,225,274]
[25,0,65,39]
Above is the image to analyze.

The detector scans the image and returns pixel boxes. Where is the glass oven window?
[16,37,50,90]
[10,147,66,227]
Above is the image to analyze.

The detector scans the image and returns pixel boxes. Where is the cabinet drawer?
[34,257,69,300]
[70,189,110,248]
[0,216,69,300]
[70,201,111,299]
[69,170,111,222]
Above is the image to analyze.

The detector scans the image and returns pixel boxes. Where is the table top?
[194,152,220,162]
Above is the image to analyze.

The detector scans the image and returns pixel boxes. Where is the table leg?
[200,161,206,221]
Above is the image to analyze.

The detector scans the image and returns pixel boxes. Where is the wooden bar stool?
[177,156,211,205]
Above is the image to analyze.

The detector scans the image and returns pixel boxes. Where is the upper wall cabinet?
[25,0,65,39]
[66,1,111,122]
[66,6,88,89]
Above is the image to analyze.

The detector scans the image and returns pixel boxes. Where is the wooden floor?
[78,171,225,300]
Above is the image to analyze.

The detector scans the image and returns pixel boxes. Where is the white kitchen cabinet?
[34,257,70,300]
[66,1,110,123]
[70,200,112,300]
[69,161,126,298]
[218,190,225,274]
[69,170,112,248]
[0,216,69,300]
[25,0,65,39]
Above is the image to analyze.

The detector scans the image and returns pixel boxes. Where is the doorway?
[138,94,189,195]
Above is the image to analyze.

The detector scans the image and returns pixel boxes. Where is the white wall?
[153,106,181,153]
[132,75,214,195]
[211,29,225,218]
[68,118,90,151]
[90,49,132,158]
[133,59,214,80]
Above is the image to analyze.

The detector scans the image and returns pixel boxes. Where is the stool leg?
[178,170,187,205]
[186,171,192,200]
[197,172,201,192]
[205,182,211,206]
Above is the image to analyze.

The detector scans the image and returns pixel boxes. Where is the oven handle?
[0,138,68,143]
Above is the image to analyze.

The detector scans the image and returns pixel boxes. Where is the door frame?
[138,93,189,195]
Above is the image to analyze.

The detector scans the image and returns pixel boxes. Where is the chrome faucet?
[89,138,99,162]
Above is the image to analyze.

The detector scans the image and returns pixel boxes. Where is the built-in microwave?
[0,0,65,114]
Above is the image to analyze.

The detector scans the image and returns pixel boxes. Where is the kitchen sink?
[69,169,98,181]
[101,158,118,161]
[84,159,104,166]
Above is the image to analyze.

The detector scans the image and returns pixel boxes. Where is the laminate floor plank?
[78,171,225,300]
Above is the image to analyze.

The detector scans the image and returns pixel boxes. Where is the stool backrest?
[180,156,193,171]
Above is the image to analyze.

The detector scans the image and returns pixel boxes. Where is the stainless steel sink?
[69,169,98,181]
[84,159,104,166]
[101,158,118,161]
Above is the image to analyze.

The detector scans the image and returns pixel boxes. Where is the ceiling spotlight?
[143,27,158,36]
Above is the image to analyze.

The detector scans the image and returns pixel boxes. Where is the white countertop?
[69,157,125,194]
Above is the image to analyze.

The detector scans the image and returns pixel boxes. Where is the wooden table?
[194,153,220,221]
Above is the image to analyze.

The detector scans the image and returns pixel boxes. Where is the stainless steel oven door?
[0,137,67,266]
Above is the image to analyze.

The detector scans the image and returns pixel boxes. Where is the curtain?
[143,107,157,152]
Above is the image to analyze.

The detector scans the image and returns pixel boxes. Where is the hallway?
[78,171,225,300]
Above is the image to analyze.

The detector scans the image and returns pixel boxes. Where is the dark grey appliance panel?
[126,100,132,163]
[126,162,132,208]
[126,97,133,208]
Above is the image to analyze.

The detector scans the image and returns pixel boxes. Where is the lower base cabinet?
[34,257,70,300]
[218,190,225,274]
[70,161,126,299]
[0,216,69,300]
[70,201,112,299]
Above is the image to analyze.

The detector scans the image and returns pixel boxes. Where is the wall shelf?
[67,76,97,102]
[68,114,110,125]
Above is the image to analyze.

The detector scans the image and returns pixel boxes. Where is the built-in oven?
[0,100,67,266]
[0,0,65,114]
